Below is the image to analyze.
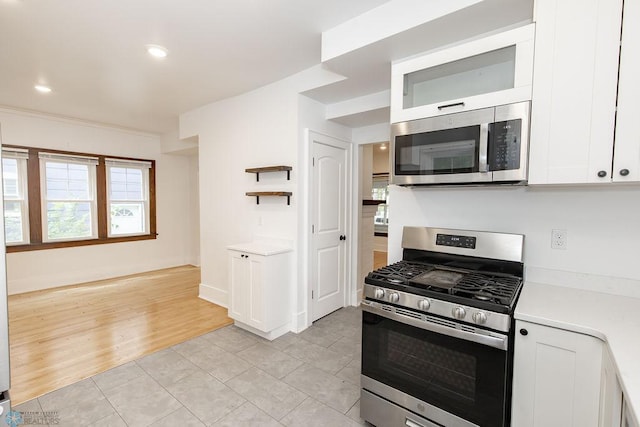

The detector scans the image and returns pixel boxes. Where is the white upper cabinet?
[390,24,535,124]
[528,0,628,184]
[613,0,640,182]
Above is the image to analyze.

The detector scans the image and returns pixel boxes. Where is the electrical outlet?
[551,229,567,250]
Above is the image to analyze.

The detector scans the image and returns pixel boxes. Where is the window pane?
[4,200,23,243]
[46,162,89,200]
[110,203,144,235]
[2,158,19,198]
[46,201,92,239]
[110,167,143,200]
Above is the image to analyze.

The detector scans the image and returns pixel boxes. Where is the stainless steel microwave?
[391,101,530,186]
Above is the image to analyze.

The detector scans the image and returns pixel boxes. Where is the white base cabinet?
[511,320,603,427]
[228,245,291,340]
[600,347,623,427]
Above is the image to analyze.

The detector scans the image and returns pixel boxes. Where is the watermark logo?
[5,411,23,427]
[4,411,59,426]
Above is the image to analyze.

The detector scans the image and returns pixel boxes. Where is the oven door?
[361,302,511,427]
[391,107,495,185]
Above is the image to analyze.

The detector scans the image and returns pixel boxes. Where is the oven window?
[362,311,509,426]
[387,330,477,403]
[395,125,480,176]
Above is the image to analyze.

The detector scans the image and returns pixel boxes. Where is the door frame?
[305,130,353,327]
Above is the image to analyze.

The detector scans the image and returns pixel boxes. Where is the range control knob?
[452,307,466,319]
[374,288,385,299]
[388,292,400,303]
[472,312,487,325]
[417,299,431,311]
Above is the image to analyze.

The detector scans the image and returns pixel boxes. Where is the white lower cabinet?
[623,400,640,427]
[600,347,623,427]
[228,248,291,340]
[511,320,604,427]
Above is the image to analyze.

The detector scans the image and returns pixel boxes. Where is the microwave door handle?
[479,123,489,173]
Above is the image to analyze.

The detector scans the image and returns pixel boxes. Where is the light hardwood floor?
[7,265,232,405]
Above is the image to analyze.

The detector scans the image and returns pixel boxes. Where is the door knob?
[339,235,346,241]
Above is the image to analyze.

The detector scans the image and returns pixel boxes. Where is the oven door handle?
[362,302,508,351]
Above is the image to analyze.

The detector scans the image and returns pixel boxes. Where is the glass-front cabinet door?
[391,24,535,123]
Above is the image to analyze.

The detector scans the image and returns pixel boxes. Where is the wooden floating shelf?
[246,191,292,205]
[245,165,292,181]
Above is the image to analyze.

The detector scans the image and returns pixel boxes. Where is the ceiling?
[0,0,388,134]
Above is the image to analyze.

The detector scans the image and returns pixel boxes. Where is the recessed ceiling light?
[146,44,168,58]
[380,143,387,150]
[34,84,52,93]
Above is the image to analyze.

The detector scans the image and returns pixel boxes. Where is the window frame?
[2,145,157,253]
[2,148,30,245]
[105,159,151,238]
[39,153,99,243]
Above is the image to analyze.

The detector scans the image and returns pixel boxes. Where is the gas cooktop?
[365,260,523,314]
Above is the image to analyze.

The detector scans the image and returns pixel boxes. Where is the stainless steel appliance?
[360,226,524,427]
[391,101,530,186]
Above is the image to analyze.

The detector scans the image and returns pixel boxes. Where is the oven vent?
[423,314,458,329]
[381,305,394,313]
[394,307,422,321]
[460,325,476,333]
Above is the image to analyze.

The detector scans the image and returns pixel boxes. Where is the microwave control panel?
[489,119,522,171]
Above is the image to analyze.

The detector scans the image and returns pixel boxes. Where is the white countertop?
[516,281,640,425]
[227,241,292,256]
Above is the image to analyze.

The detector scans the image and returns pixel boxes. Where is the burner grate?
[366,261,433,285]
[454,273,522,305]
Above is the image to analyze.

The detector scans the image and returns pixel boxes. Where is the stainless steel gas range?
[360,226,524,427]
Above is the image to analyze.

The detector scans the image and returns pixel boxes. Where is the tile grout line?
[89,376,129,427]
[159,368,243,426]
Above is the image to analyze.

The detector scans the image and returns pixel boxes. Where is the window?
[40,153,98,242]
[0,145,156,252]
[372,173,389,234]
[106,159,151,237]
[2,148,29,244]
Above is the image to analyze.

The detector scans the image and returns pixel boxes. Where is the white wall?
[187,154,200,266]
[388,184,640,295]
[0,109,194,295]
[195,78,299,310]
[190,69,353,332]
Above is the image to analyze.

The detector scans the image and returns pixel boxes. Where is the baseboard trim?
[198,283,228,307]
[233,321,290,341]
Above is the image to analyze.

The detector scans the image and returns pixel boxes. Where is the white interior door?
[310,133,349,322]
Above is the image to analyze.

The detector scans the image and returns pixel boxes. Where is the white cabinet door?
[599,348,623,427]
[228,251,265,330]
[613,0,640,182]
[228,251,250,323]
[511,320,603,427]
[622,400,640,427]
[246,254,264,330]
[228,248,291,337]
[390,24,534,123]
[528,0,622,184]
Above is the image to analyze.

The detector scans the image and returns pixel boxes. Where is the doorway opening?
[358,141,389,299]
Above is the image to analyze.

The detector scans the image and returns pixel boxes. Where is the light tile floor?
[14,307,367,427]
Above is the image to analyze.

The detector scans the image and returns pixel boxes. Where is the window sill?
[6,233,157,253]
